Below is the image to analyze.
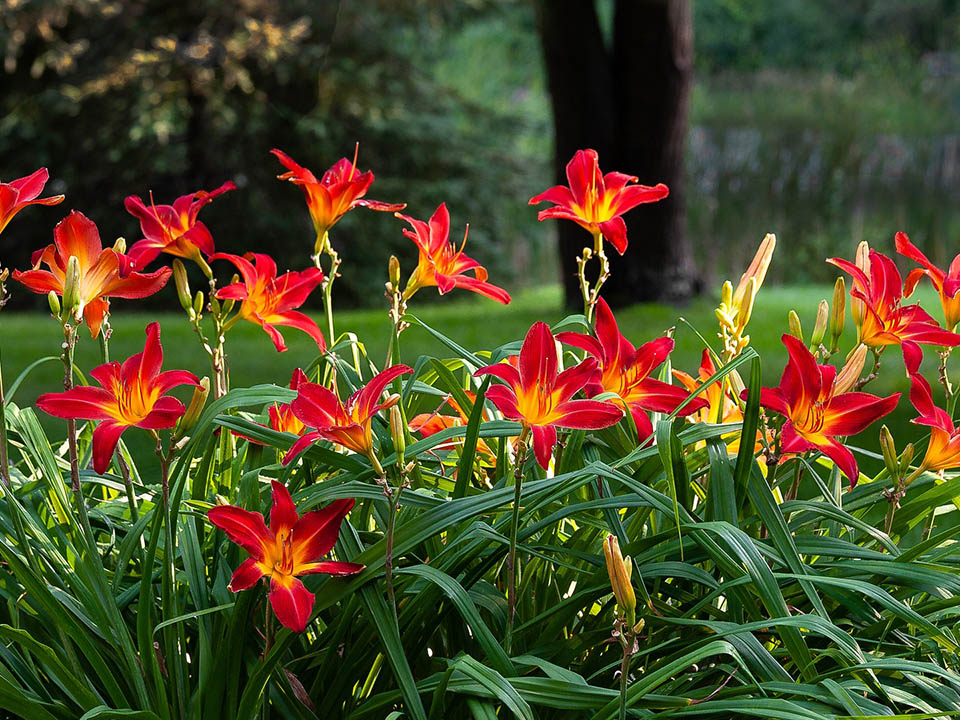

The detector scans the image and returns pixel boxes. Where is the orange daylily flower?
[0,167,64,235]
[272,146,405,253]
[409,392,495,463]
[749,334,899,486]
[239,369,308,445]
[13,211,171,337]
[828,247,960,372]
[896,231,960,332]
[213,252,325,353]
[557,297,707,441]
[529,149,668,255]
[208,481,363,632]
[397,203,510,304]
[36,322,200,474]
[124,182,235,269]
[475,321,623,468]
[908,370,960,472]
[283,365,413,467]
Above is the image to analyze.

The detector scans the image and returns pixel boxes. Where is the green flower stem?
[505,429,530,655]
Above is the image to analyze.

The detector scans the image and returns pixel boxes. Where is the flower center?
[273,530,295,576]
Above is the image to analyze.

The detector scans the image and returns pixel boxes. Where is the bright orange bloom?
[36,322,200,474]
[557,297,707,441]
[213,252,325,353]
[397,203,510,304]
[475,321,623,468]
[0,168,64,235]
[908,370,960,472]
[529,149,668,255]
[896,231,960,332]
[272,147,405,252]
[672,350,752,451]
[283,365,413,466]
[409,392,495,462]
[828,248,960,372]
[13,211,171,337]
[208,481,363,632]
[239,369,308,445]
[750,334,899,486]
[125,182,235,268]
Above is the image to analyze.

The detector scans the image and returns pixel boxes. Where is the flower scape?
[0,152,958,720]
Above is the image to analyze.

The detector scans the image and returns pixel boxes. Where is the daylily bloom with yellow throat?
[896,231,960,332]
[475,321,624,468]
[749,334,899,485]
[272,146,405,253]
[557,297,707,441]
[238,369,308,445]
[0,168,64,235]
[528,149,668,255]
[829,248,960,372]
[124,182,235,269]
[213,252,325,353]
[397,203,511,304]
[907,370,960,473]
[208,481,363,632]
[36,322,200,474]
[13,211,171,337]
[283,365,413,469]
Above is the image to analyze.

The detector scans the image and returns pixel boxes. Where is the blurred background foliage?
[1,0,959,306]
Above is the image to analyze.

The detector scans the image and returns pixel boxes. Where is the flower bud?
[0,268,8,284]
[382,393,401,410]
[787,310,803,342]
[719,280,733,312]
[899,443,915,476]
[735,277,757,332]
[732,233,776,308]
[603,535,636,620]
[178,377,210,434]
[47,290,61,318]
[389,255,401,290]
[851,241,870,329]
[172,260,192,313]
[830,277,845,349]
[389,405,405,465]
[810,300,829,349]
[835,343,867,394]
[193,290,204,317]
[61,255,82,322]
[879,425,898,479]
[113,237,126,254]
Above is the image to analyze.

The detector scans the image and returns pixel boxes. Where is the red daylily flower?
[396,203,511,304]
[13,211,171,337]
[0,168,65,235]
[896,231,960,332]
[124,182,235,268]
[908,371,960,472]
[36,322,200,474]
[475,321,623,468]
[272,147,405,252]
[283,365,413,466]
[557,297,707,441]
[239,369,308,445]
[750,334,899,486]
[213,252,325,353]
[528,149,669,255]
[208,481,363,632]
[828,248,960,371]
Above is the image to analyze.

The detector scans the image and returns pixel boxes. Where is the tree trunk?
[535,0,696,309]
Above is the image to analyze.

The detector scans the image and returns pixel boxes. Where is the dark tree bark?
[535,0,696,309]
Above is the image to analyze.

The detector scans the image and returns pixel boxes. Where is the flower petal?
[268,575,315,632]
[292,498,355,566]
[228,557,265,592]
[207,505,272,559]
[270,480,299,535]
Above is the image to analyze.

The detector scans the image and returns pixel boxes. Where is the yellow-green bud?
[62,255,82,322]
[172,260,192,313]
[879,425,898,479]
[113,237,126,254]
[178,377,210,435]
[720,280,733,310]
[47,290,61,318]
[389,255,401,289]
[192,290,204,317]
[787,310,803,341]
[0,268,8,284]
[810,299,829,348]
[899,443,915,476]
[389,405,405,465]
[603,534,636,621]
[735,277,758,331]
[830,277,846,349]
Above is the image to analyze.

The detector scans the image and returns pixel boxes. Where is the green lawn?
[2,283,950,473]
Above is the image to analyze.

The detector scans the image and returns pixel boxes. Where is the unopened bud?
[879,426,898,479]
[178,377,210,435]
[382,393,401,411]
[603,535,636,621]
[720,280,733,310]
[389,405,405,465]
[851,242,870,329]
[62,255,82,321]
[835,344,868,394]
[193,290,204,317]
[47,290,61,317]
[787,310,803,342]
[736,277,757,331]
[172,260,192,312]
[0,268,8,283]
[389,255,401,289]
[810,300,829,348]
[113,237,126,254]
[899,443,915,476]
[830,277,846,349]
[214,494,230,506]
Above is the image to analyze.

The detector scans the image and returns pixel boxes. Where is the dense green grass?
[2,283,949,471]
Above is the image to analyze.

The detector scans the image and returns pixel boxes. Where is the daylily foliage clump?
[0,152,959,720]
